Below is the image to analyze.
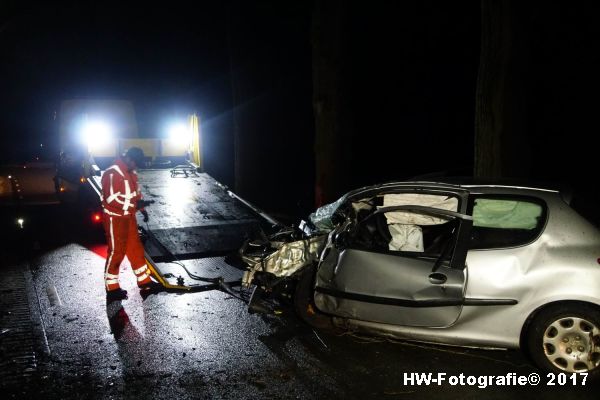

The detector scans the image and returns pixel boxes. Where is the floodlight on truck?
[168,123,190,145]
[82,120,113,150]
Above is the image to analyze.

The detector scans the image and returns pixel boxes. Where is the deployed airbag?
[381,193,458,225]
[473,199,542,230]
[388,224,424,252]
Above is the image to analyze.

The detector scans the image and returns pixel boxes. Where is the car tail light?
[92,212,102,223]
[597,258,600,265]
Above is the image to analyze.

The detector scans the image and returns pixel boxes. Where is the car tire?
[526,303,600,378]
[293,266,335,331]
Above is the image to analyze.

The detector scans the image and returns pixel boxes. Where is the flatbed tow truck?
[48,99,284,301]
[86,162,281,297]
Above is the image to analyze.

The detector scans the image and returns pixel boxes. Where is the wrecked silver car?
[239,181,600,377]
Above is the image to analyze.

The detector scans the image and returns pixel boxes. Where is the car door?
[314,189,472,328]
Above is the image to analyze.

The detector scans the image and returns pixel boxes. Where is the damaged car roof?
[346,179,569,203]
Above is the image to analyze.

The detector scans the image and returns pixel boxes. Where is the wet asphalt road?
[1,204,598,399]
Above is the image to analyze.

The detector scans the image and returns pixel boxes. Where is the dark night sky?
[1,1,599,216]
[1,1,232,166]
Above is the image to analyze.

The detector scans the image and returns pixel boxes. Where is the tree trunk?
[312,0,347,206]
[474,0,529,179]
[227,4,243,193]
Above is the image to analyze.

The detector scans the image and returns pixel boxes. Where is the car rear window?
[469,196,546,249]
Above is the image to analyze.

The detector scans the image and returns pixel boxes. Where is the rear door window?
[469,196,546,249]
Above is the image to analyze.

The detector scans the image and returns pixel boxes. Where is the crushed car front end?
[236,181,465,314]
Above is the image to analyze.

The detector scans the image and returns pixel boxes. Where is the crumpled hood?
[241,234,327,286]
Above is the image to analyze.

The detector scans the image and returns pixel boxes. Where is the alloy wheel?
[542,316,600,372]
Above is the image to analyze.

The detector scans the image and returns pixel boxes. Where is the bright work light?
[168,123,190,144]
[82,121,113,147]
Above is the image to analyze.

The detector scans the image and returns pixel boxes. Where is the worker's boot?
[106,288,128,301]
[139,280,163,295]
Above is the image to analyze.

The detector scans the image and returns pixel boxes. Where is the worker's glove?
[137,199,155,209]
[141,210,149,223]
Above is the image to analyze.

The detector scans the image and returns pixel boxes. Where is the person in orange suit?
[101,147,160,300]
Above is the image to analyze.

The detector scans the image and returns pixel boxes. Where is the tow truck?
[56,99,283,300]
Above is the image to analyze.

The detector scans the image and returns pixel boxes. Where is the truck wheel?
[526,303,600,378]
[293,267,334,331]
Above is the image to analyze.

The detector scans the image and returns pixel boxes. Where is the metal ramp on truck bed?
[87,165,278,293]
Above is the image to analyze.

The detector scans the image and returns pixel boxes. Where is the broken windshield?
[308,196,346,231]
